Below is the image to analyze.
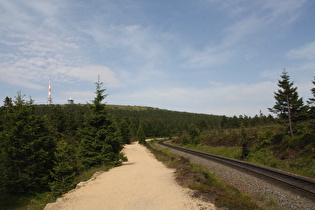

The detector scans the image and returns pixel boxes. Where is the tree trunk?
[287,95,294,138]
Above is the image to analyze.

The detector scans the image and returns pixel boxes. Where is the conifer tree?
[119,119,131,144]
[269,70,304,137]
[137,124,146,145]
[241,125,249,159]
[307,77,315,118]
[188,125,201,145]
[0,92,54,193]
[50,139,78,193]
[308,77,315,104]
[47,105,66,134]
[78,77,122,169]
[3,96,13,107]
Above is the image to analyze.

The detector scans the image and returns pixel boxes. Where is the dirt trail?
[45,142,215,210]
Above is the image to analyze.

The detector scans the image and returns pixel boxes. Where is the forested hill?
[108,105,275,136]
[108,105,223,137]
[34,104,275,138]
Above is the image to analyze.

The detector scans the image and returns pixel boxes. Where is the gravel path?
[45,143,215,210]
[160,145,315,210]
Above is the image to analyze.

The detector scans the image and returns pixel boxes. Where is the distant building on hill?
[67,98,74,104]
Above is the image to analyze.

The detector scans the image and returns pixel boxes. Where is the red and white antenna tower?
[47,78,52,105]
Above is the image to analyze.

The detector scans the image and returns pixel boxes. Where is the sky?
[0,0,315,116]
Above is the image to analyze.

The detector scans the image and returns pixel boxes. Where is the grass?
[180,144,242,159]
[267,198,277,207]
[146,141,262,210]
[0,165,113,210]
[0,192,56,210]
[175,142,315,179]
[72,165,111,184]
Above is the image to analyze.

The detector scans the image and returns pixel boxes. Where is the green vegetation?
[174,124,315,178]
[0,92,54,194]
[136,123,146,145]
[49,139,78,194]
[78,77,122,169]
[174,71,315,179]
[241,124,250,159]
[177,143,242,159]
[269,70,306,137]
[0,78,125,209]
[0,70,313,209]
[146,142,261,210]
[108,105,276,138]
[0,165,111,210]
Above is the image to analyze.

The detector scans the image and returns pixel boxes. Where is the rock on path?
[45,142,215,210]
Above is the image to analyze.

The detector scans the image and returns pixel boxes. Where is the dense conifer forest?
[0,71,314,207]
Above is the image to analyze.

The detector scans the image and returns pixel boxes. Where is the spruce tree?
[307,77,315,118]
[3,96,13,107]
[50,139,78,193]
[308,77,315,104]
[269,70,304,137]
[78,77,122,169]
[188,125,201,145]
[119,119,131,144]
[47,105,66,134]
[241,125,249,159]
[137,124,146,145]
[0,92,54,193]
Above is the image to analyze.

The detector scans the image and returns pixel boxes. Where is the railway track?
[158,140,315,202]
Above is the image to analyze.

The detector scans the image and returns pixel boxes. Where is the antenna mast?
[47,78,52,105]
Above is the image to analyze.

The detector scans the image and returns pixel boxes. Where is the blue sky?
[0,0,314,116]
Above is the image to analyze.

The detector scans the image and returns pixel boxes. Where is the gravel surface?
[45,143,216,210]
[158,144,315,210]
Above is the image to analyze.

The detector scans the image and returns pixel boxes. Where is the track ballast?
[158,140,315,202]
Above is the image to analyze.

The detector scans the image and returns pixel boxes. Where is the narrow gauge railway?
[158,140,315,202]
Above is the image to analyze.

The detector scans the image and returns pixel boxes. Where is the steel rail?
[158,140,315,201]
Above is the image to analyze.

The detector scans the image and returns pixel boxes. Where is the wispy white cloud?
[61,65,122,88]
[0,1,98,89]
[1,0,165,94]
[202,81,277,116]
[26,0,64,18]
[286,41,315,60]
[0,62,44,89]
[183,0,308,68]
[213,0,306,20]
[262,0,306,21]
[0,0,66,35]
[0,37,84,89]
[79,23,170,63]
[208,80,224,87]
[260,69,283,81]
[181,46,234,68]
[223,15,266,47]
